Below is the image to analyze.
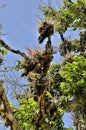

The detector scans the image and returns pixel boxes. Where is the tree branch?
[0,40,28,60]
[0,85,19,130]
[59,32,65,42]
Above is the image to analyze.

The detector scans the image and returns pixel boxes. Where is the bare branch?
[59,32,65,42]
[0,40,28,60]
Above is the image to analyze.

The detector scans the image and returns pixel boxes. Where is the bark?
[0,85,19,130]
[0,40,28,60]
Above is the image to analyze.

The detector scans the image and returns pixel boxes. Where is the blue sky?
[0,0,61,49]
[0,0,75,129]
[0,0,41,49]
[0,0,78,62]
[0,0,64,65]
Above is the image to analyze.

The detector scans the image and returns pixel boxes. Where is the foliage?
[40,0,86,129]
[0,45,7,63]
[60,55,86,127]
[0,47,7,56]
[48,63,61,89]
[60,55,86,105]
[40,0,86,32]
[14,97,39,130]
[64,128,74,130]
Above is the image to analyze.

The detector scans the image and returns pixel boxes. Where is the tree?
[40,0,86,129]
[0,0,86,130]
